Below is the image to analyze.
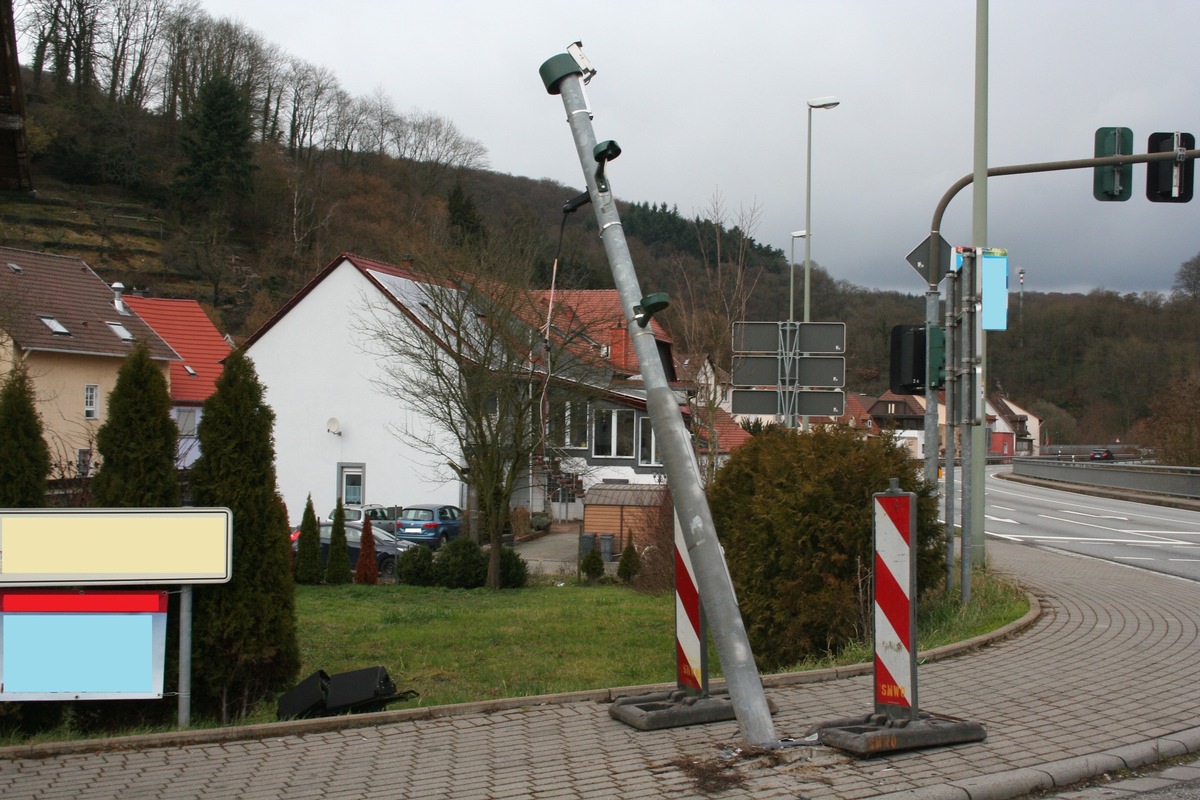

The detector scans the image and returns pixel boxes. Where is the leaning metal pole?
[540,48,776,746]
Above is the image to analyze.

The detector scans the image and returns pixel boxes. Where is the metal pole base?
[806,711,986,757]
[609,689,776,732]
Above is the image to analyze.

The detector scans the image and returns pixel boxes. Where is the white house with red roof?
[243,253,688,524]
[123,296,232,467]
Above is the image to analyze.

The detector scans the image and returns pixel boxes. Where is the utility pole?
[539,44,777,747]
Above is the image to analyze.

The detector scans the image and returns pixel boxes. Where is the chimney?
[112,282,127,315]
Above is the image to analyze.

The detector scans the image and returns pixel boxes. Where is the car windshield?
[400,508,434,522]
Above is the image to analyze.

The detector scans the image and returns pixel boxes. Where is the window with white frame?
[338,464,365,505]
[76,449,93,477]
[549,401,589,449]
[593,408,635,458]
[638,416,662,466]
[84,384,99,419]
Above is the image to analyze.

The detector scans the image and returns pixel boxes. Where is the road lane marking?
[1058,510,1128,521]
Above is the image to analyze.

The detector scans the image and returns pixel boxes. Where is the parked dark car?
[395,504,463,548]
[1089,448,1115,461]
[292,521,413,577]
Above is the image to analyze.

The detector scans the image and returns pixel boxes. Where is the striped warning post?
[674,521,705,693]
[873,490,918,719]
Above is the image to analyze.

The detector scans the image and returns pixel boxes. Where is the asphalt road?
[942,467,1200,582]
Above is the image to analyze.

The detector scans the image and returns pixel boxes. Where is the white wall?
[246,261,463,524]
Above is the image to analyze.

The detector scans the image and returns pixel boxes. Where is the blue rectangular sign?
[982,249,1009,331]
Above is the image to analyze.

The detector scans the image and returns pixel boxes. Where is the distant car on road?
[292,521,413,578]
[1089,448,1115,461]
[395,504,463,548]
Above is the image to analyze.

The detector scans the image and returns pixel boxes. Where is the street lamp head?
[791,230,807,239]
[807,96,840,110]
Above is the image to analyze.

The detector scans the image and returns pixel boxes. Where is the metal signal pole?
[539,45,777,746]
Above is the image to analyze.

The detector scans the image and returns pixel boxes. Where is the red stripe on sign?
[874,655,912,708]
[675,548,700,634]
[877,494,911,545]
[0,590,168,613]
[874,552,911,651]
[676,641,702,691]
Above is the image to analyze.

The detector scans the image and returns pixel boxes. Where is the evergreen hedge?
[189,350,299,723]
[708,425,942,671]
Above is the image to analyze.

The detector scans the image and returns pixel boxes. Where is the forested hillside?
[4,0,1198,445]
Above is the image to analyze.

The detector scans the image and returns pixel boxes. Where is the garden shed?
[582,483,668,560]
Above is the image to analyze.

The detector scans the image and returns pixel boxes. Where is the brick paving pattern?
[2,539,1199,799]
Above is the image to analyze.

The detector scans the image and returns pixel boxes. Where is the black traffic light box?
[889,324,946,395]
[890,324,924,394]
[1147,132,1195,203]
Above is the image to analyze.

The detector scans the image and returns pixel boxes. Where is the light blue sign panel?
[982,250,1009,331]
[0,613,166,698]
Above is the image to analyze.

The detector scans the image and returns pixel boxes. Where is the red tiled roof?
[0,246,176,362]
[696,405,752,454]
[124,296,231,405]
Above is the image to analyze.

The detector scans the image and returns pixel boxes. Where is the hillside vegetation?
[5,0,1199,445]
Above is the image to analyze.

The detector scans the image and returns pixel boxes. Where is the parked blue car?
[395,504,462,548]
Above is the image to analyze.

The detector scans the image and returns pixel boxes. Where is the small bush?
[617,539,641,583]
[580,543,605,582]
[355,517,379,585]
[433,537,488,589]
[510,507,531,540]
[499,546,528,589]
[529,512,553,532]
[396,545,436,586]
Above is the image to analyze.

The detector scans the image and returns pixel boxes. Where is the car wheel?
[380,557,396,578]
[436,532,448,548]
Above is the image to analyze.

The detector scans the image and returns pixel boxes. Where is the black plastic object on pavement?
[277,666,417,720]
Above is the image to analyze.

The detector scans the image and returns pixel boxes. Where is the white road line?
[1058,510,1128,521]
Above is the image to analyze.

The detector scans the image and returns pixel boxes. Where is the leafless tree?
[391,108,489,194]
[360,234,605,588]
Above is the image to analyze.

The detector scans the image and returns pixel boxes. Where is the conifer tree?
[91,344,180,507]
[0,364,50,507]
[189,350,299,722]
[355,515,379,585]
[295,494,323,584]
[325,497,352,585]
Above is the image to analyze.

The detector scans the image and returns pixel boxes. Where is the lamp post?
[788,230,807,324]
[803,96,839,431]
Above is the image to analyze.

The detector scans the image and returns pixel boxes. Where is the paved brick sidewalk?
[2,539,1198,799]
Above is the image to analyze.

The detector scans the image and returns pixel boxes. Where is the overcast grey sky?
[197,0,1200,295]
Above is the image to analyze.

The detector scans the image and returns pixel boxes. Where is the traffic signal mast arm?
[927,148,1198,264]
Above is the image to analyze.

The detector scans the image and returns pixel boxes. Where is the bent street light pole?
[540,49,777,746]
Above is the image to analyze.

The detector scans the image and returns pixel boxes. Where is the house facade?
[123,296,232,468]
[0,246,176,479]
[243,254,685,526]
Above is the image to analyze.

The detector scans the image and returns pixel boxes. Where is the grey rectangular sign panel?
[730,389,781,416]
[797,323,846,354]
[796,356,845,387]
[732,356,845,388]
[795,389,844,417]
[732,322,782,353]
[731,389,845,417]
[731,356,780,387]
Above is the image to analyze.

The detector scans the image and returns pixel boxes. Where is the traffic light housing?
[1146,131,1195,203]
[889,324,924,394]
[1093,127,1133,201]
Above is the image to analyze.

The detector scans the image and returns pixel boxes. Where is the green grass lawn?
[289,582,678,712]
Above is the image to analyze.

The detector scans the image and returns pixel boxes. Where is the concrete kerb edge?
[874,726,1200,800]
[0,589,1044,761]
